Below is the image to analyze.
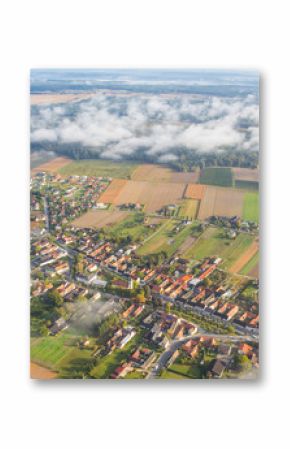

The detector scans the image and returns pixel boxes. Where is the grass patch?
[169,363,201,378]
[199,167,233,187]
[178,199,200,219]
[243,192,259,222]
[159,370,189,379]
[58,159,138,179]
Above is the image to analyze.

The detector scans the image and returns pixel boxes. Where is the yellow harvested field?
[131,164,172,182]
[72,210,129,228]
[185,184,206,200]
[31,157,72,174]
[198,186,245,219]
[169,170,200,183]
[131,164,199,184]
[232,167,259,182]
[31,93,96,105]
[98,179,128,203]
[99,179,186,212]
[229,240,259,273]
[179,199,200,219]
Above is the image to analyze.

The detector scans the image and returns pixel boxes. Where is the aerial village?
[31,161,259,379]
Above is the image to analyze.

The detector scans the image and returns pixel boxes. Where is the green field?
[58,159,138,179]
[182,226,255,270]
[239,251,259,276]
[106,213,151,241]
[178,199,200,219]
[30,332,93,376]
[235,180,259,191]
[243,192,259,222]
[199,167,233,187]
[137,219,199,257]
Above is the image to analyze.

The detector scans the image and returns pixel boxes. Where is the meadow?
[182,226,256,272]
[58,159,138,178]
[243,192,259,222]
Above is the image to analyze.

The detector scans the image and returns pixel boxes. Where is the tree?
[165,302,171,314]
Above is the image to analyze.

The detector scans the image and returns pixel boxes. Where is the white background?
[0,1,289,448]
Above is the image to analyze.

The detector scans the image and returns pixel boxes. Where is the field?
[30,362,58,379]
[235,180,259,191]
[185,184,206,200]
[72,210,129,228]
[178,199,200,219]
[137,220,198,257]
[100,179,186,213]
[98,179,128,203]
[229,239,259,274]
[30,333,94,377]
[131,164,199,183]
[31,156,72,174]
[58,159,138,178]
[182,226,256,271]
[106,213,151,241]
[198,186,245,220]
[232,167,259,182]
[199,167,233,187]
[131,164,172,182]
[243,192,259,222]
[239,251,259,277]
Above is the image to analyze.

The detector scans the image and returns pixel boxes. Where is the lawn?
[30,331,94,377]
[58,159,138,179]
[199,167,233,187]
[178,199,200,219]
[137,220,198,257]
[169,363,201,378]
[182,226,255,270]
[243,192,259,222]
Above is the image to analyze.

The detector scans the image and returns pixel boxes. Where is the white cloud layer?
[31,92,259,161]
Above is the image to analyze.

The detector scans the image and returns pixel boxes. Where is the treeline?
[31,143,259,170]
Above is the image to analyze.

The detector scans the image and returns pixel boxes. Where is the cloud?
[31,92,259,161]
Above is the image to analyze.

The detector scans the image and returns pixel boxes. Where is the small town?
[31,164,259,379]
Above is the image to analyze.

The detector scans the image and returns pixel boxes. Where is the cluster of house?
[56,281,88,302]
[122,304,145,319]
[170,336,259,378]
[110,346,156,379]
[31,172,109,231]
[31,238,68,269]
[105,326,136,354]
[31,279,53,297]
[141,311,197,348]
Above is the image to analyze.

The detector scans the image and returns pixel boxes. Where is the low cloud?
[31,92,259,161]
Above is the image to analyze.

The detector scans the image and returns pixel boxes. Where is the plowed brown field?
[131,164,200,184]
[31,157,72,174]
[232,167,259,182]
[198,186,245,219]
[72,210,129,228]
[30,362,58,379]
[99,179,186,212]
[185,184,206,200]
[98,179,128,203]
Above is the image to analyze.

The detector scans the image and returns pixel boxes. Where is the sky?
[30,69,259,162]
